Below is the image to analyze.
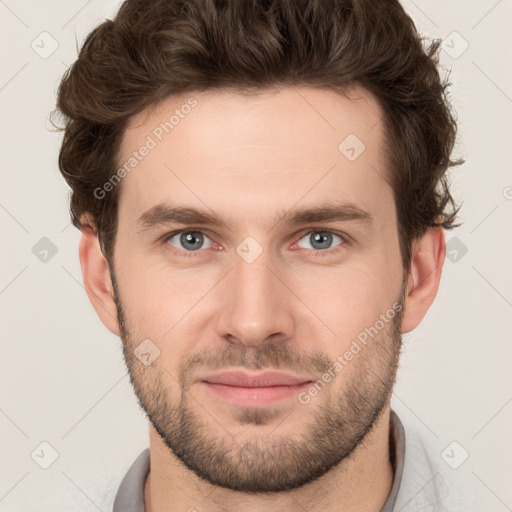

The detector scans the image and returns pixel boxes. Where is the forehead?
[117,86,392,229]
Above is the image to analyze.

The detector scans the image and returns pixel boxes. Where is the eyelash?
[161,228,348,259]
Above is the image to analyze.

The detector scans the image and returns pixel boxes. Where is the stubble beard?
[111,271,404,493]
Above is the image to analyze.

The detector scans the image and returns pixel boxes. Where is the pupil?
[312,232,331,250]
[182,232,202,250]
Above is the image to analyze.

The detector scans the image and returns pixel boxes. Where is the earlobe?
[78,224,121,336]
[401,227,446,334]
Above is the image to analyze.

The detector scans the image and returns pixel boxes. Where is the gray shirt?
[112,410,480,511]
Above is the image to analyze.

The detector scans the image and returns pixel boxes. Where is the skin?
[79,86,445,511]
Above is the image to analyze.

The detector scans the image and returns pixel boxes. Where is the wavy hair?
[52,0,462,269]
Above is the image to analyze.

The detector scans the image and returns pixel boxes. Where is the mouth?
[197,369,314,407]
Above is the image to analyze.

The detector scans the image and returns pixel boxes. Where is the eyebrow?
[136,201,373,232]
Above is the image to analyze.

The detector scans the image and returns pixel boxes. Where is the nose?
[215,248,296,347]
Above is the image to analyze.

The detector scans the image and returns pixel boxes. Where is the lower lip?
[200,381,312,406]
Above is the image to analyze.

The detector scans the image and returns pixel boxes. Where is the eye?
[162,228,346,259]
[165,230,214,255]
[296,230,345,253]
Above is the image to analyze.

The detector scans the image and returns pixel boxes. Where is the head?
[53,0,461,493]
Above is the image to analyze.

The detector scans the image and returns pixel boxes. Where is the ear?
[401,227,445,334]
[78,222,120,336]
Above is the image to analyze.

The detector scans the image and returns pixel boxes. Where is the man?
[53,0,480,510]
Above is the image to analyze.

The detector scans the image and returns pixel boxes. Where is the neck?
[144,406,395,512]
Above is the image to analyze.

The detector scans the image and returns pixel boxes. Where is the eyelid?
[294,227,349,243]
[161,229,217,253]
[291,228,348,255]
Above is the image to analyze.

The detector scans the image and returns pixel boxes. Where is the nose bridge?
[215,240,295,346]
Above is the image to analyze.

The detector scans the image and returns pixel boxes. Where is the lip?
[197,370,314,407]
[198,370,312,387]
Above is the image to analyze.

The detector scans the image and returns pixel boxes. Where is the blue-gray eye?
[297,231,344,251]
[167,231,214,251]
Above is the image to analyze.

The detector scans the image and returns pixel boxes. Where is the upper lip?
[199,370,313,388]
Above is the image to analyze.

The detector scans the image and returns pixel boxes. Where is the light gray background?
[1,0,511,510]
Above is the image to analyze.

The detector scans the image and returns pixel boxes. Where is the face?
[109,86,406,492]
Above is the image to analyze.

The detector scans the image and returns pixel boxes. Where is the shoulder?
[393,410,485,512]
[106,448,150,512]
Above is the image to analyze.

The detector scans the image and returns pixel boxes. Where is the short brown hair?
[52,0,462,270]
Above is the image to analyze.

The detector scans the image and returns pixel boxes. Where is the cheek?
[295,259,402,350]
[114,223,403,353]
[116,258,215,343]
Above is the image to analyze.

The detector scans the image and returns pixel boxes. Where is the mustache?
[177,342,333,386]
